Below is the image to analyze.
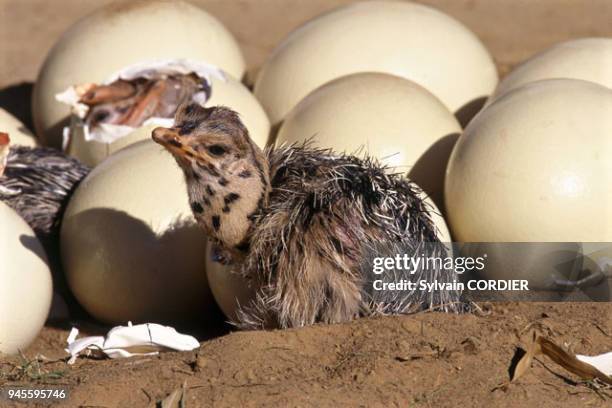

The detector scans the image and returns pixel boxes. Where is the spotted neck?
[185,143,270,254]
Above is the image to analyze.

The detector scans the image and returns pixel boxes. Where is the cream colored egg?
[33,0,246,148]
[0,108,37,147]
[254,0,497,127]
[65,73,270,167]
[446,79,612,243]
[61,140,214,324]
[490,38,612,104]
[205,241,257,322]
[276,73,462,208]
[0,202,52,355]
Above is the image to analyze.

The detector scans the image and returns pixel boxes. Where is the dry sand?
[0,1,611,407]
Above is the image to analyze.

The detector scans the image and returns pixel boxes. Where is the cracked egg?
[33,0,246,149]
[57,60,270,166]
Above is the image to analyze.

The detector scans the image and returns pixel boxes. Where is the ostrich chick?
[79,74,207,130]
[153,104,460,329]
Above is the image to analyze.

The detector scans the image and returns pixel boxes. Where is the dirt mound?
[1,303,609,407]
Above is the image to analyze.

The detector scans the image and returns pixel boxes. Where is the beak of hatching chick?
[152,126,182,148]
[152,126,201,164]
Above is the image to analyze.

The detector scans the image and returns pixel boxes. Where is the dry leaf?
[538,338,612,386]
[510,331,541,383]
[160,381,188,408]
[511,333,612,386]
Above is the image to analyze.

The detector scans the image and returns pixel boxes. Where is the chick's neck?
[187,142,270,260]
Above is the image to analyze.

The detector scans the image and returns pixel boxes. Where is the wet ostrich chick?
[153,104,460,329]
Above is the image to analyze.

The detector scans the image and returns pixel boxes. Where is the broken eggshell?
[65,322,199,364]
[33,0,246,148]
[58,59,270,166]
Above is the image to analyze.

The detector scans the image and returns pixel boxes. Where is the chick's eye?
[93,110,110,123]
[208,144,227,156]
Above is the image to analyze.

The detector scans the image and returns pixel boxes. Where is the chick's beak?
[152,127,201,166]
[152,126,182,149]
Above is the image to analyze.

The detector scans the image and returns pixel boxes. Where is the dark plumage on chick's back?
[0,145,90,245]
[239,145,460,329]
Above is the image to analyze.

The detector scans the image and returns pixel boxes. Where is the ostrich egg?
[61,140,214,324]
[0,202,52,354]
[490,38,612,104]
[446,79,612,243]
[254,0,497,126]
[276,73,461,208]
[0,108,37,147]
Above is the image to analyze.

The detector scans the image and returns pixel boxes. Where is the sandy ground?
[1,303,611,407]
[0,0,611,407]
